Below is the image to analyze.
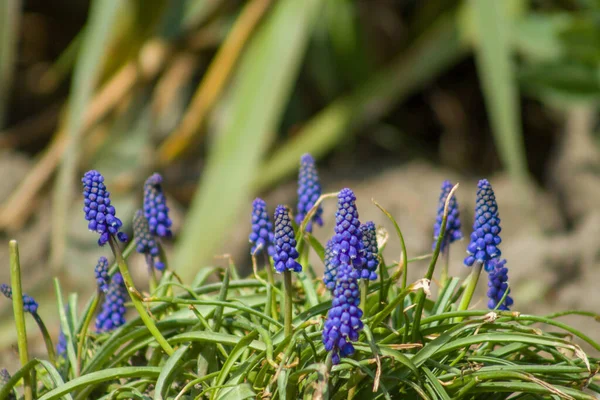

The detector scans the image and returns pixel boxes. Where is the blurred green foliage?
[1,0,600,320]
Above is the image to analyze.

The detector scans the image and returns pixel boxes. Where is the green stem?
[456,263,483,322]
[9,240,32,400]
[31,312,56,365]
[108,236,174,356]
[263,252,278,322]
[440,248,450,288]
[360,280,368,314]
[283,270,293,337]
[76,291,100,373]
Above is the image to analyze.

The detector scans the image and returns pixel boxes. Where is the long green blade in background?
[50,0,122,271]
[0,0,21,128]
[174,0,323,280]
[255,14,467,190]
[469,0,530,188]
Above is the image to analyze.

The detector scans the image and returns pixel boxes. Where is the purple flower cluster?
[249,198,274,256]
[295,154,323,233]
[322,263,363,365]
[464,179,502,271]
[323,240,337,291]
[56,330,67,358]
[95,273,128,333]
[82,170,128,246]
[94,256,110,293]
[432,180,463,253]
[487,258,513,311]
[0,284,38,313]
[143,173,172,238]
[272,205,302,273]
[133,210,165,271]
[331,188,365,270]
[358,221,378,281]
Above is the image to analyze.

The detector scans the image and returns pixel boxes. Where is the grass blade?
[0,0,20,128]
[174,0,323,281]
[154,344,191,400]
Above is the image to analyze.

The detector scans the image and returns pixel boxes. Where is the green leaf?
[212,331,259,399]
[305,232,325,261]
[37,367,162,400]
[216,383,256,400]
[154,344,191,400]
[174,0,324,281]
[169,331,266,352]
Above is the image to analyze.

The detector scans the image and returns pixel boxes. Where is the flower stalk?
[108,235,174,355]
[9,240,32,400]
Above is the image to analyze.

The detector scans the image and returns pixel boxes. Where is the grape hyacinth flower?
[322,263,363,365]
[249,198,274,256]
[464,179,502,271]
[0,284,38,313]
[272,205,302,273]
[487,258,513,311]
[95,272,128,333]
[358,221,379,281]
[94,256,110,292]
[331,188,365,270]
[133,210,165,272]
[295,154,323,233]
[56,330,67,358]
[143,173,172,238]
[82,170,128,246]
[432,180,463,253]
[323,240,337,291]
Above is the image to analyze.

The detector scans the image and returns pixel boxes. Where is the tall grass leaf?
[154,343,191,400]
[174,0,323,281]
[0,0,20,128]
[50,0,122,271]
[255,14,467,190]
[468,0,531,189]
[216,383,256,400]
[212,331,259,399]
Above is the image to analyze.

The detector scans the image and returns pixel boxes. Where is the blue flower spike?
[487,258,513,311]
[322,263,363,365]
[82,170,128,246]
[56,330,67,358]
[464,179,502,271]
[143,173,173,238]
[272,205,302,273]
[295,153,323,233]
[323,240,337,290]
[433,180,463,253]
[133,210,165,272]
[249,198,274,256]
[0,284,38,313]
[94,256,110,293]
[95,272,128,333]
[358,221,379,281]
[332,188,365,270]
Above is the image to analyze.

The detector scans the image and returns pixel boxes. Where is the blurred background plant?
[2,0,600,365]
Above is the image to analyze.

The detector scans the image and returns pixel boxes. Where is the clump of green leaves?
[2,192,600,400]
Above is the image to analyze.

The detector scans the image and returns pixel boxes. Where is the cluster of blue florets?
[272,205,302,273]
[82,170,128,246]
[331,188,365,270]
[94,256,110,293]
[249,198,274,256]
[487,258,513,311]
[143,173,172,238]
[95,273,128,333]
[464,179,502,271]
[322,263,363,365]
[295,154,323,233]
[323,240,337,291]
[358,221,378,281]
[133,210,165,271]
[56,330,67,358]
[0,284,38,313]
[433,180,463,253]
